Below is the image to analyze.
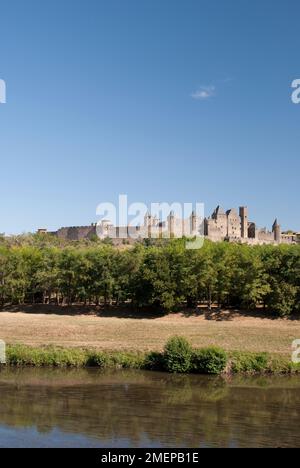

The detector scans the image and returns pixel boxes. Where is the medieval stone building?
[41,205,299,245]
[203,206,297,245]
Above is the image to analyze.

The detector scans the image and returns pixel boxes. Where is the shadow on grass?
[1,304,300,321]
[179,306,300,322]
[0,304,166,320]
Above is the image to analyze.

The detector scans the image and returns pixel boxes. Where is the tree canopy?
[0,235,299,316]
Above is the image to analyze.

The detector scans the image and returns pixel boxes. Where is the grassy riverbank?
[1,307,300,356]
[1,308,299,374]
[4,341,300,375]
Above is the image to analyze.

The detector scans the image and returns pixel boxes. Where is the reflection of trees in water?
[0,369,300,447]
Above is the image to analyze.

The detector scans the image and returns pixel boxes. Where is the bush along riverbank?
[3,337,300,375]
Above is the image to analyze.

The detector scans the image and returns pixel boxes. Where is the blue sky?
[0,0,299,234]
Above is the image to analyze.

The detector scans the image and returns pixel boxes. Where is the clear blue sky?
[0,0,299,234]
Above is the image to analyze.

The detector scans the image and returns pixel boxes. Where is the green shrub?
[231,352,269,373]
[163,336,193,373]
[7,345,88,367]
[86,351,109,368]
[109,352,145,369]
[6,344,300,375]
[144,351,165,371]
[47,348,87,367]
[192,347,228,374]
[267,355,294,374]
[290,362,300,374]
[7,345,40,367]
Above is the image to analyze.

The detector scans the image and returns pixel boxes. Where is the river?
[0,368,299,448]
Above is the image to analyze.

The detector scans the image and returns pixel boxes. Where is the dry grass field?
[0,306,299,356]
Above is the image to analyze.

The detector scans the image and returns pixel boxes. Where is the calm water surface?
[0,368,299,448]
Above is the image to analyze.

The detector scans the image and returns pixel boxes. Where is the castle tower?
[167,211,175,238]
[190,211,197,235]
[226,208,241,238]
[239,206,249,239]
[144,212,153,238]
[272,219,281,243]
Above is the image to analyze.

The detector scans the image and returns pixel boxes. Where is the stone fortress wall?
[41,205,300,245]
[203,206,289,245]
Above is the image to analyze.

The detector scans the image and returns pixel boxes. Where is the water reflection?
[0,368,299,448]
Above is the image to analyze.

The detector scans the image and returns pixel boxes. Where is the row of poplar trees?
[0,234,299,316]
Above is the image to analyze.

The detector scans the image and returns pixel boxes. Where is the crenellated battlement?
[39,206,299,245]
